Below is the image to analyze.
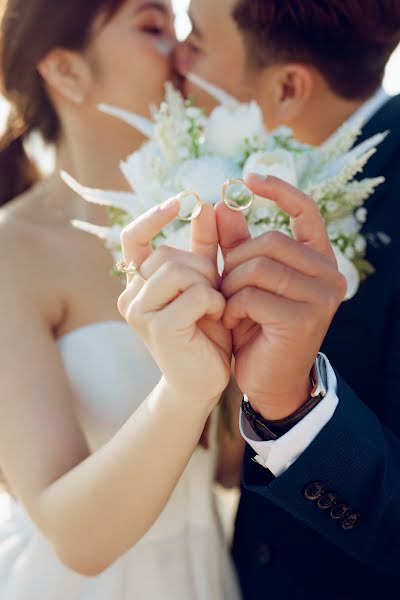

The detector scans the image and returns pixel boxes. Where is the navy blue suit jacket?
[232,95,400,599]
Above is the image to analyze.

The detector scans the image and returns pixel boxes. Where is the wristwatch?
[242,354,328,441]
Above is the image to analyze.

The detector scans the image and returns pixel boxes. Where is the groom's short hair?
[233,0,400,100]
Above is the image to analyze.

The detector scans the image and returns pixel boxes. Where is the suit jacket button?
[257,544,272,565]
[330,503,351,520]
[317,492,337,510]
[304,481,326,501]
[342,513,360,530]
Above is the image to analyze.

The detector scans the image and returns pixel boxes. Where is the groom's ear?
[215,201,251,262]
[255,63,314,130]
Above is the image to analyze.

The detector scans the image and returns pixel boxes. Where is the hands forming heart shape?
[118,175,346,420]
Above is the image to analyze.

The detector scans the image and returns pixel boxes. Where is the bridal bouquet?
[64,79,387,300]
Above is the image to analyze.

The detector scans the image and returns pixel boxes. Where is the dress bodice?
[58,321,161,450]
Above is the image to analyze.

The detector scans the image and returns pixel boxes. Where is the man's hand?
[217,174,347,420]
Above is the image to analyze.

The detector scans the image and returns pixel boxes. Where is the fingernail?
[246,173,267,182]
[161,196,180,210]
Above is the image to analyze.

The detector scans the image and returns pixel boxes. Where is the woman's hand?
[118,198,232,408]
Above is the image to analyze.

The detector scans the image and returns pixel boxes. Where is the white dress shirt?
[240,354,338,476]
[240,88,392,475]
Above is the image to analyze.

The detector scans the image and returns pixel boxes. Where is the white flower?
[243,149,299,187]
[333,246,360,300]
[121,141,174,207]
[205,101,265,159]
[328,229,339,242]
[186,107,204,121]
[243,149,299,211]
[356,207,368,223]
[355,236,367,253]
[173,156,240,204]
[329,215,361,236]
[345,246,355,259]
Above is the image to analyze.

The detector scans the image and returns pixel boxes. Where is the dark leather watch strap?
[242,392,324,441]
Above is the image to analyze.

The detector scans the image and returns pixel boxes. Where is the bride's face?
[85,0,176,117]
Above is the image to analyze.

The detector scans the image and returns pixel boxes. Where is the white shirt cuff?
[240,354,338,477]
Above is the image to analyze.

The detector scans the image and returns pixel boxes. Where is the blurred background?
[0,0,399,522]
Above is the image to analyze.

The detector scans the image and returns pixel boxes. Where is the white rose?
[243,149,299,210]
[243,149,299,186]
[333,246,360,301]
[205,101,265,159]
[173,156,241,204]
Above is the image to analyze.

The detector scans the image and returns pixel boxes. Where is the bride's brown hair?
[0,0,125,207]
[233,0,400,100]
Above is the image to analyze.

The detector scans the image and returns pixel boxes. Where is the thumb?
[215,201,251,261]
[191,202,219,264]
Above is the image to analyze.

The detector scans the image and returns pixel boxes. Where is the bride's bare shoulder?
[0,184,82,291]
[0,184,97,258]
[0,191,68,327]
[0,188,54,260]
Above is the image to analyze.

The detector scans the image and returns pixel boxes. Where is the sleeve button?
[330,503,351,520]
[304,481,326,501]
[317,492,337,510]
[342,513,360,530]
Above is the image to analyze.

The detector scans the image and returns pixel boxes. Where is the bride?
[0,0,241,598]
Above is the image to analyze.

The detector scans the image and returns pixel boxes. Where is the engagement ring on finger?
[116,259,147,281]
[222,178,254,212]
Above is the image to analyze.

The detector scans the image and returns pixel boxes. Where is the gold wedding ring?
[116,259,146,281]
[222,178,254,212]
[176,190,203,222]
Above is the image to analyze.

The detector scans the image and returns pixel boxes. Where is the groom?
[176,1,400,598]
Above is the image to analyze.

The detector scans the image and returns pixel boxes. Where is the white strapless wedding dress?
[0,322,240,600]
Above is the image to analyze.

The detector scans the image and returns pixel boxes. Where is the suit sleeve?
[242,232,400,575]
[242,372,400,576]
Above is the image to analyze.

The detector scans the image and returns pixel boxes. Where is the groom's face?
[175,0,254,112]
[176,0,312,135]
